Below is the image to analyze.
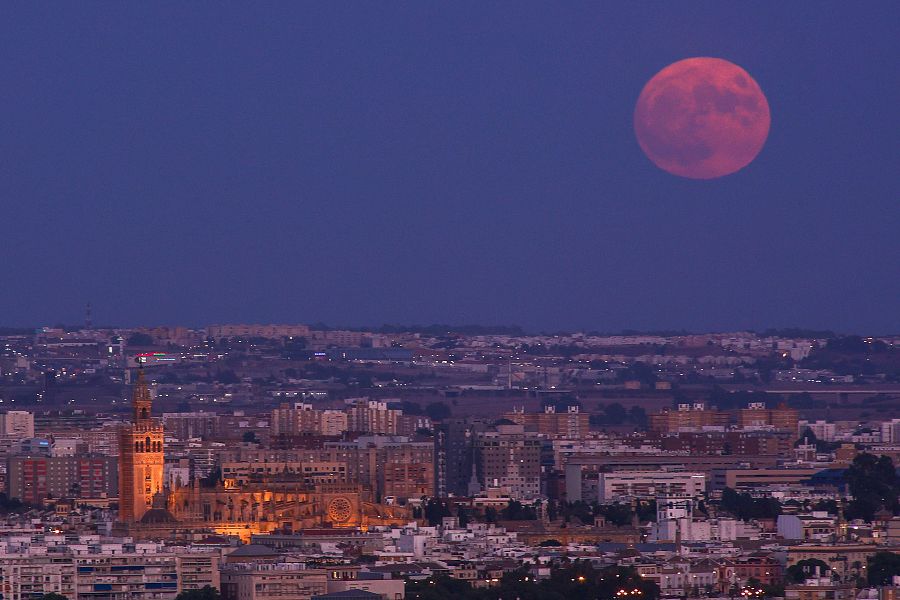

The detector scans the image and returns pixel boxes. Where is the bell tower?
[132,367,153,423]
[118,366,165,523]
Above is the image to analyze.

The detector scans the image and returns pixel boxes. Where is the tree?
[787,559,832,583]
[605,403,628,425]
[541,395,582,413]
[845,453,900,521]
[868,552,900,586]
[403,563,660,600]
[200,467,222,488]
[539,539,562,547]
[720,487,782,521]
[39,594,68,600]
[157,371,181,384]
[484,506,498,523]
[590,403,629,426]
[501,500,537,521]
[398,401,423,415]
[242,431,259,444]
[406,575,475,600]
[599,502,633,526]
[560,500,594,524]
[0,492,27,513]
[457,506,469,528]
[215,369,240,384]
[628,405,648,427]
[423,499,451,526]
[796,427,839,453]
[547,563,660,600]
[174,587,220,600]
[127,332,154,346]
[425,402,452,421]
[795,427,819,448]
[635,499,657,523]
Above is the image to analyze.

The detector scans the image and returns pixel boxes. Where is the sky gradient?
[1,2,898,333]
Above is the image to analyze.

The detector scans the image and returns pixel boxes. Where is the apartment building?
[474,425,542,500]
[221,562,328,600]
[597,471,706,501]
[6,455,118,503]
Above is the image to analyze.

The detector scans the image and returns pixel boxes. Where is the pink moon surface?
[634,57,771,179]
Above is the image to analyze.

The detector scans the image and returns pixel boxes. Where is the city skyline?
[2,320,896,338]
[2,4,899,600]
[2,310,900,600]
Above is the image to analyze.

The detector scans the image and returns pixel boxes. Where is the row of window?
[134,438,162,453]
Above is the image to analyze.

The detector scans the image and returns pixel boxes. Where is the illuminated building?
[503,405,590,437]
[738,402,800,430]
[0,411,35,438]
[597,471,706,501]
[272,403,325,436]
[220,562,327,600]
[118,367,165,523]
[0,556,76,600]
[648,403,729,433]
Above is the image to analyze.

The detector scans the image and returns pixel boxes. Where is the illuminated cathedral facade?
[117,368,411,540]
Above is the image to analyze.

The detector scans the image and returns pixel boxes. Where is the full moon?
[634,57,770,179]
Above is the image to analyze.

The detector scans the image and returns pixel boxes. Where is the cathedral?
[117,367,410,541]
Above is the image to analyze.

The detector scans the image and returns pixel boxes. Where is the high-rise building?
[346,400,400,435]
[118,368,165,523]
[221,562,327,600]
[0,411,35,438]
[6,455,117,503]
[474,424,542,500]
[381,439,435,501]
[324,436,435,502]
[0,556,77,600]
[882,419,900,444]
[434,418,487,497]
[162,412,220,441]
[272,403,323,436]
[503,405,590,438]
[648,403,729,433]
[739,402,799,430]
[320,410,349,436]
[0,541,220,600]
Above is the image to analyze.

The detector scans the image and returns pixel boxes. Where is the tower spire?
[132,363,153,422]
[467,440,481,496]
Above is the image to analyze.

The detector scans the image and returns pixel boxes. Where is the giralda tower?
[118,366,165,522]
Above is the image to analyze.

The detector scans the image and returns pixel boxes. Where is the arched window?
[140,408,148,419]
[135,441,139,452]
[145,437,151,452]
[138,441,144,452]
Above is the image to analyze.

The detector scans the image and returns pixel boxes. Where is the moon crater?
[634,57,770,179]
